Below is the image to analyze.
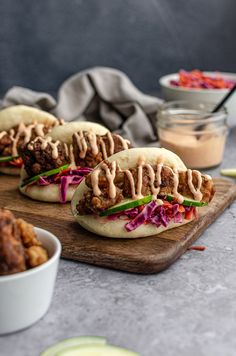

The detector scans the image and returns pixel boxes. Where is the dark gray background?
[0,0,235,97]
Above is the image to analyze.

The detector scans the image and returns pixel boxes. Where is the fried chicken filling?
[72,132,132,168]
[77,162,215,215]
[0,125,50,157]
[0,209,48,275]
[20,139,70,177]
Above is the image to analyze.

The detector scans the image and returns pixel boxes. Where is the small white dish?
[159,72,236,121]
[0,227,61,335]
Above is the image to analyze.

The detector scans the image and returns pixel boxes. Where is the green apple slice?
[221,168,236,178]
[57,344,139,356]
[41,336,107,356]
[0,155,19,163]
[21,164,70,187]
[166,195,208,207]
[100,195,154,217]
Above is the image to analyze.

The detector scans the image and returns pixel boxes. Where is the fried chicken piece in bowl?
[0,208,61,334]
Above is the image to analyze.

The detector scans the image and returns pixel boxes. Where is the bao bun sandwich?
[19,122,132,203]
[71,147,215,238]
[0,105,59,175]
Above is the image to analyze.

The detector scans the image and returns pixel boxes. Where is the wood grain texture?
[1,176,236,274]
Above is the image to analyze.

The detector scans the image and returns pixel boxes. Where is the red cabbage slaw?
[36,167,92,203]
[170,70,236,89]
[106,200,197,232]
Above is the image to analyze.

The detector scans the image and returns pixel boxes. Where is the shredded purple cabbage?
[125,200,157,232]
[36,167,92,203]
[38,176,51,186]
[107,207,140,221]
[60,176,84,203]
[67,168,92,176]
[106,200,190,232]
[174,212,183,223]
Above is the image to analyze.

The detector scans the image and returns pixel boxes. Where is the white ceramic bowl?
[159,72,236,122]
[0,227,61,334]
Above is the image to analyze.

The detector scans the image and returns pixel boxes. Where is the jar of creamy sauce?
[157,101,228,169]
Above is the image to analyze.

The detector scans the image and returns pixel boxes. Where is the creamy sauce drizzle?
[91,168,102,197]
[116,135,130,150]
[107,132,115,155]
[73,131,130,160]
[187,169,203,201]
[89,157,204,204]
[74,131,88,159]
[0,131,7,139]
[124,169,136,198]
[171,167,184,204]
[69,144,76,168]
[28,136,61,159]
[1,122,47,156]
[64,143,69,157]
[100,138,108,160]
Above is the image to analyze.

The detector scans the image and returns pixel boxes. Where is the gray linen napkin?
[1,67,162,146]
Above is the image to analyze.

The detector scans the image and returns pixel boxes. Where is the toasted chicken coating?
[72,132,132,168]
[20,138,69,177]
[16,218,41,248]
[26,246,48,268]
[78,162,215,215]
[0,209,49,275]
[0,209,26,275]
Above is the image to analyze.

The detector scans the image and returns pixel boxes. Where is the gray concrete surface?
[1,124,236,356]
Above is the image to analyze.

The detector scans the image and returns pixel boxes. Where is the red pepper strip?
[54,166,85,181]
[178,205,185,213]
[54,168,71,182]
[9,157,23,167]
[188,245,206,251]
[185,209,193,220]
[162,201,173,208]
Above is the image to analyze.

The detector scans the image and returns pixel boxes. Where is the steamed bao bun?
[0,105,58,176]
[19,121,109,202]
[71,147,194,238]
[47,121,109,145]
[0,105,58,131]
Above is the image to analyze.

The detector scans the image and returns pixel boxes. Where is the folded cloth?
[1,86,57,112]
[0,67,162,146]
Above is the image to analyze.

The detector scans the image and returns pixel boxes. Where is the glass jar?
[157,101,228,169]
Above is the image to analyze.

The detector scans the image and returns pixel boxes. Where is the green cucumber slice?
[57,344,139,356]
[221,168,236,178]
[21,164,70,187]
[166,195,208,207]
[100,195,154,217]
[0,155,19,163]
[40,336,107,356]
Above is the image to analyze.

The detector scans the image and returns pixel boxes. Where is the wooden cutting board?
[1,175,236,274]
